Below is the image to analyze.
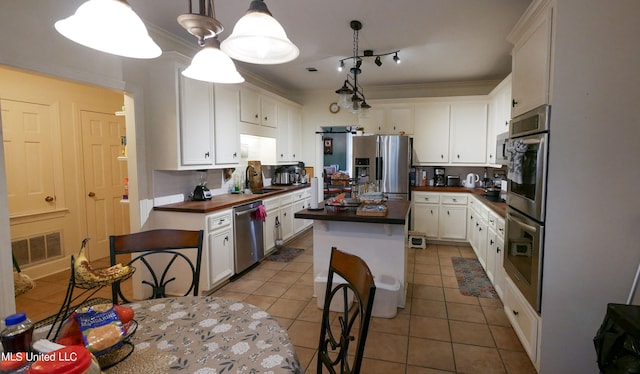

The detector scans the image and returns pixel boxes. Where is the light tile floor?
[16,228,537,373]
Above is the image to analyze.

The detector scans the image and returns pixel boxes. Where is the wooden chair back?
[109,229,204,304]
[317,247,376,374]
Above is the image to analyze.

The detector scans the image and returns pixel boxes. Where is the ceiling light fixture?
[54,0,161,59]
[220,0,299,64]
[335,20,400,116]
[178,0,244,83]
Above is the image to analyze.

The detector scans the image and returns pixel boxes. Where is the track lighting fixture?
[335,20,400,116]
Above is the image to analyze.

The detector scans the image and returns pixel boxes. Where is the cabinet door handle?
[255,114,259,119]
[452,198,457,202]
[88,192,96,197]
[476,222,479,227]
[430,209,433,215]
[497,246,501,253]
[512,99,518,107]
[205,152,210,158]
[457,154,460,159]
[490,239,494,245]
[283,212,287,217]
[424,197,429,201]
[441,154,444,159]
[479,227,482,232]
[224,236,229,242]
[264,116,268,121]
[233,152,237,157]
[512,310,519,316]
[292,154,295,158]
[45,196,55,202]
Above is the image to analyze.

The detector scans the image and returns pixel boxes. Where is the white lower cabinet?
[411,192,466,241]
[439,195,467,240]
[263,196,282,255]
[149,209,234,293]
[263,188,311,252]
[206,210,234,288]
[504,275,540,364]
[412,197,439,238]
[486,211,506,298]
[468,195,489,268]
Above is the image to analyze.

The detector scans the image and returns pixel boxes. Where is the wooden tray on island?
[356,204,388,217]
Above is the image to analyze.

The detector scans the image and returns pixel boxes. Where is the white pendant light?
[220,0,299,64]
[182,38,244,84]
[54,0,161,59]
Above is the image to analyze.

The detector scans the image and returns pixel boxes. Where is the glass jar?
[0,313,33,353]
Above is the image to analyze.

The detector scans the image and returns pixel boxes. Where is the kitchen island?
[295,200,411,308]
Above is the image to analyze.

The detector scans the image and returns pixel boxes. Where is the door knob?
[45,196,55,202]
[88,192,96,197]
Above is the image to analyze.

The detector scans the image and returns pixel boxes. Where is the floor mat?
[266,247,305,262]
[451,257,498,299]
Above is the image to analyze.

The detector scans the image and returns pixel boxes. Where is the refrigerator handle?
[376,156,383,180]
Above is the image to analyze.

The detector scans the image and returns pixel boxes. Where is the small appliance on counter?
[446,175,460,187]
[291,162,306,185]
[273,166,292,185]
[192,171,212,201]
[434,167,446,187]
[464,173,480,188]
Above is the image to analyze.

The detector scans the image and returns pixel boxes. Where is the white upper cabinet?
[239,86,278,128]
[413,102,450,164]
[260,96,278,128]
[487,74,512,164]
[509,4,553,117]
[276,103,302,163]
[213,84,241,165]
[450,101,489,164]
[359,104,414,135]
[148,52,214,170]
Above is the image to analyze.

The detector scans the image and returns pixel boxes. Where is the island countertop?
[294,199,411,225]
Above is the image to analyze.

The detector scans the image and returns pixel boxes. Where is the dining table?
[58,295,303,373]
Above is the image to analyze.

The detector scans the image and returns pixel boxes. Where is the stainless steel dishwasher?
[233,200,265,274]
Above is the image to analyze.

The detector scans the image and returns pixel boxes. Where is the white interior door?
[81,110,129,260]
[1,99,57,215]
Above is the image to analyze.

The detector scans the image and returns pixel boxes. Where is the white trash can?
[315,272,354,312]
[372,274,401,318]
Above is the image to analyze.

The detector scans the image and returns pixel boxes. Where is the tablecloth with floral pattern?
[106,295,302,373]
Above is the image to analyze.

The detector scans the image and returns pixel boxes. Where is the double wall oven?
[504,104,550,313]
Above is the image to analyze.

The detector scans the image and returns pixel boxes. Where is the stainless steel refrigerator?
[352,135,411,200]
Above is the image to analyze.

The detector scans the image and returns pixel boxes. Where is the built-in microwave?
[496,132,509,165]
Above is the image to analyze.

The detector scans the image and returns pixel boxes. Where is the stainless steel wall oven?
[504,104,550,313]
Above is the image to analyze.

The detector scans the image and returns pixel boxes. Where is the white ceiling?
[132,0,532,92]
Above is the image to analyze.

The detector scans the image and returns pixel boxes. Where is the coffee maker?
[434,167,446,187]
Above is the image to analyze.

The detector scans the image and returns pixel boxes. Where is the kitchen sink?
[250,188,281,194]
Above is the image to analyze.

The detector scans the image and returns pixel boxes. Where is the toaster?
[446,175,460,187]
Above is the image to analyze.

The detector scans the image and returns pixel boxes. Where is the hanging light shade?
[182,38,244,84]
[54,0,161,59]
[220,0,299,64]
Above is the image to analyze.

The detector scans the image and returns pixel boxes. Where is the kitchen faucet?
[245,165,257,190]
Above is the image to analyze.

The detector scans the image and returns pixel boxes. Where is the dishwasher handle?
[235,207,260,217]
